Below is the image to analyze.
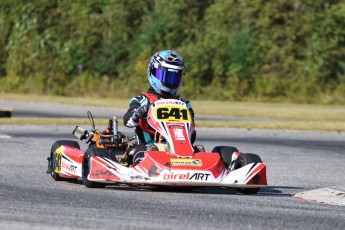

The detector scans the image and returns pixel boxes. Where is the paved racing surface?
[1,101,345,229]
[1,127,345,229]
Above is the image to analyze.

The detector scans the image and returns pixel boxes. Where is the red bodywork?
[55,99,267,189]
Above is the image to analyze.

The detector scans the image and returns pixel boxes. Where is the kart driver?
[123,50,199,164]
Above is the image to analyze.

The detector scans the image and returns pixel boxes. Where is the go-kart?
[47,99,267,194]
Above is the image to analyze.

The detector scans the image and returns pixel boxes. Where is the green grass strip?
[1,117,344,132]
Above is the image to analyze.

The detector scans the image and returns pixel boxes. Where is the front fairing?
[146,99,195,157]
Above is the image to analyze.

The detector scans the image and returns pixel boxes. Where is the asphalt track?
[0,101,345,229]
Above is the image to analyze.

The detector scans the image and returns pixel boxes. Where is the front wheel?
[50,140,80,181]
[211,146,239,168]
[82,149,106,188]
[234,153,263,194]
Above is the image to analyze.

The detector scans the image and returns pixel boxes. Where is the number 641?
[156,107,189,120]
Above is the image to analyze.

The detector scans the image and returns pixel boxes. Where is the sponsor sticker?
[173,130,185,140]
[162,172,211,181]
[170,159,202,167]
[62,161,77,173]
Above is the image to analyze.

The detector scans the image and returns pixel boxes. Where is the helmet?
[148,50,185,97]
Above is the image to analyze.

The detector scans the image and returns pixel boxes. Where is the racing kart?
[47,99,267,194]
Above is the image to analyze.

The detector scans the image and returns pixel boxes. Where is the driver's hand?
[132,105,148,121]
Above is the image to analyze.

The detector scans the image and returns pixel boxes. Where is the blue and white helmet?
[148,50,185,97]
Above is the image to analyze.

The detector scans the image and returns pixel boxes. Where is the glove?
[132,105,148,122]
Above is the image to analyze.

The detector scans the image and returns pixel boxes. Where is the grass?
[192,101,345,122]
[1,118,344,132]
[0,93,129,108]
[1,93,345,131]
[0,118,109,126]
[196,120,345,132]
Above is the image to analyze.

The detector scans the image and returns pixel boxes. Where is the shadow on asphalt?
[54,179,303,197]
[104,184,304,197]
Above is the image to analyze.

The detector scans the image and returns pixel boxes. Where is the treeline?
[1,0,345,103]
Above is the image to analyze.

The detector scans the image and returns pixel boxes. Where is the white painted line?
[0,134,11,139]
[293,186,345,206]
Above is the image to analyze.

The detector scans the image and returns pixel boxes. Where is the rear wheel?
[234,153,262,194]
[211,146,239,168]
[50,140,80,181]
[82,149,106,188]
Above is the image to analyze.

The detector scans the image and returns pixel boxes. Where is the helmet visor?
[153,66,183,88]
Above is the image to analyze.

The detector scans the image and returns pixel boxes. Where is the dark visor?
[153,66,183,88]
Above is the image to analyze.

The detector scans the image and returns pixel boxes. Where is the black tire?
[82,148,107,188]
[132,144,147,164]
[211,146,239,168]
[50,140,80,181]
[234,153,263,194]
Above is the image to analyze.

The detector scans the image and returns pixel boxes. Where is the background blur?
[1,0,345,104]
